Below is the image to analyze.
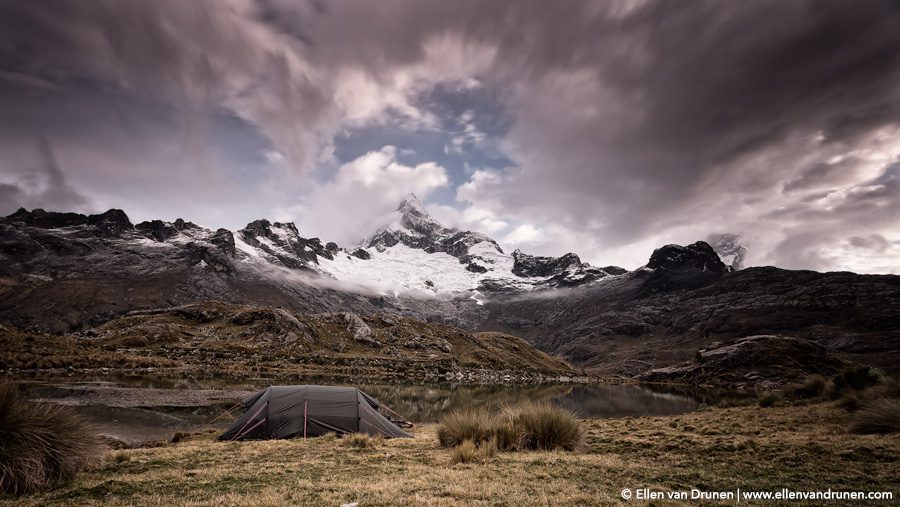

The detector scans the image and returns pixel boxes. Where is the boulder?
[639,335,849,390]
[343,313,380,347]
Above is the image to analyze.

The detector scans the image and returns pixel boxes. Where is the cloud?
[0,137,90,216]
[295,146,449,245]
[1,0,899,273]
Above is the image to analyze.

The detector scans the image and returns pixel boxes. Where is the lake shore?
[4,402,897,506]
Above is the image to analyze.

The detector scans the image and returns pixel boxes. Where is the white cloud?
[296,146,449,245]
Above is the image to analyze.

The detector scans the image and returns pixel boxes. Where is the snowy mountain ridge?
[317,193,625,296]
[0,196,626,299]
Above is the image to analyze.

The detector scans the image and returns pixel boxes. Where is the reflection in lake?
[20,376,698,446]
[360,383,697,423]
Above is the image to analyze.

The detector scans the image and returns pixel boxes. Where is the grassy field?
[3,402,897,506]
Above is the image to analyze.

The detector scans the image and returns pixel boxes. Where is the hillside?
[480,255,900,378]
[0,301,575,382]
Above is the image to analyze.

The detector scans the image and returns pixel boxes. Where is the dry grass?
[505,401,585,451]
[437,408,498,448]
[2,403,899,506]
[449,439,498,465]
[449,439,478,465]
[341,433,384,448]
[438,402,584,452]
[849,398,900,434]
[0,379,100,495]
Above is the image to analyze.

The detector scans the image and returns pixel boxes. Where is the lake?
[18,374,701,446]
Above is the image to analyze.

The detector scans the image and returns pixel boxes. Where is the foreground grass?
[4,403,899,506]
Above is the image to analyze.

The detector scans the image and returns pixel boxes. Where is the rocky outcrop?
[639,335,849,390]
[238,219,318,268]
[5,208,133,237]
[647,241,728,273]
[350,248,371,260]
[136,220,179,242]
[511,250,623,287]
[343,312,380,347]
[307,238,334,260]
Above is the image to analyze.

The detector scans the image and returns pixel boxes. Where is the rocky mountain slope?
[638,335,850,390]
[0,197,618,333]
[1,301,575,382]
[478,242,900,378]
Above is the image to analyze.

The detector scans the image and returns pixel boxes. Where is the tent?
[218,385,412,440]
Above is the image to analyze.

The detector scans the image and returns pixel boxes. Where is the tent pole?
[304,399,308,440]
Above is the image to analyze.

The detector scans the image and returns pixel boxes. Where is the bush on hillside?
[0,378,100,495]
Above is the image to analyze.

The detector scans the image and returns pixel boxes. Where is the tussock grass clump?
[341,433,384,448]
[448,438,497,465]
[505,401,586,451]
[436,408,497,448]
[758,392,782,408]
[449,439,478,464]
[784,375,829,400]
[849,398,900,434]
[438,401,585,453]
[834,366,884,393]
[0,378,100,495]
[108,451,131,464]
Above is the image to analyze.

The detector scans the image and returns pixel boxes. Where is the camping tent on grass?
[219,385,412,440]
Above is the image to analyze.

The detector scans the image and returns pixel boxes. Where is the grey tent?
[219,385,412,440]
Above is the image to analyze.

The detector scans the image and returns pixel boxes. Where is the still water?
[20,375,700,446]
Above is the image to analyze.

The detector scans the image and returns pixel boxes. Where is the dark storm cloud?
[0,137,90,216]
[0,0,898,271]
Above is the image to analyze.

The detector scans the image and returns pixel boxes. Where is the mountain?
[707,233,748,271]
[316,193,626,295]
[2,201,898,385]
[0,197,615,332]
[478,247,900,378]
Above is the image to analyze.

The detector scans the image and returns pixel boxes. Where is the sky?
[0,0,898,274]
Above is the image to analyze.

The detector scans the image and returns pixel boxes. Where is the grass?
[0,379,100,495]
[437,408,498,448]
[449,439,498,465]
[2,402,898,506]
[438,402,584,452]
[341,433,384,448]
[849,398,900,434]
[507,401,585,451]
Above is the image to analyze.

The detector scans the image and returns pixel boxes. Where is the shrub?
[449,440,478,465]
[758,392,781,408]
[341,433,383,448]
[849,398,900,434]
[438,401,585,453]
[787,375,828,399]
[477,438,498,461]
[837,393,863,412]
[437,408,496,448]
[0,378,100,495]
[506,402,585,452]
[109,451,130,464]
[834,366,884,392]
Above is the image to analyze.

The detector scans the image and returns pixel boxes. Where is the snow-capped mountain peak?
[317,196,626,295]
[396,192,430,220]
[0,203,626,301]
